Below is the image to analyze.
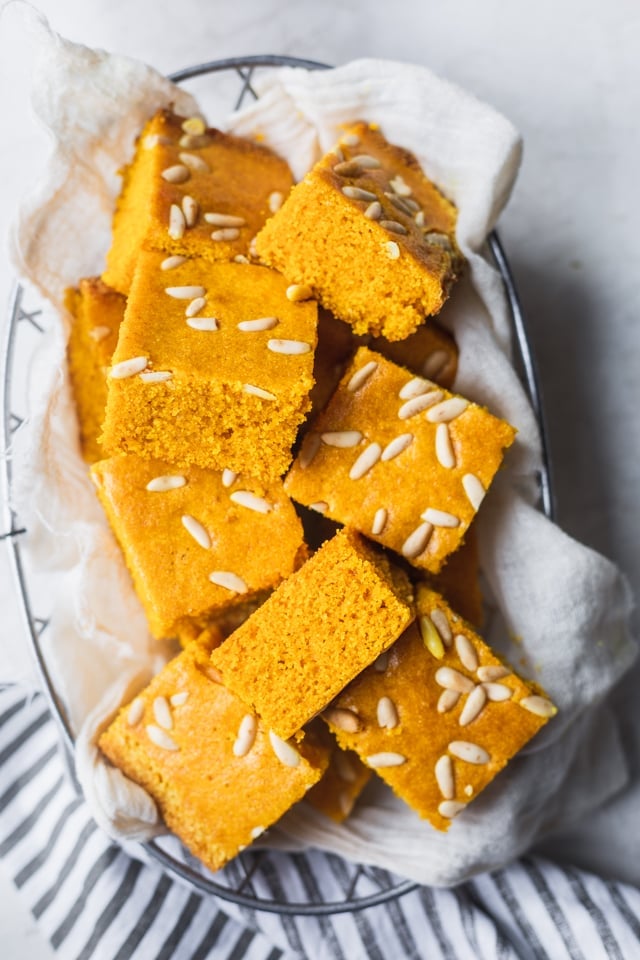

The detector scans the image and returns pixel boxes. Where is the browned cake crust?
[256,121,463,340]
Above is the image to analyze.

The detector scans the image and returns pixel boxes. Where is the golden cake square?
[210,528,414,740]
[324,587,556,830]
[91,454,306,638]
[103,109,293,295]
[256,121,462,340]
[285,347,516,574]
[101,251,317,481]
[99,641,329,873]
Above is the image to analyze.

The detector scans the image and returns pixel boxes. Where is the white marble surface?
[0,0,638,955]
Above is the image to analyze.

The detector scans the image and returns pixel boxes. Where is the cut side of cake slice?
[210,528,415,740]
[256,120,463,340]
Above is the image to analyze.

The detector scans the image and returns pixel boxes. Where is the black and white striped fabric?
[2,684,639,960]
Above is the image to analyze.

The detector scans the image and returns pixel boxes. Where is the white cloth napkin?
[6,12,637,886]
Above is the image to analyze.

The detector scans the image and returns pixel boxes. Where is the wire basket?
[0,55,553,915]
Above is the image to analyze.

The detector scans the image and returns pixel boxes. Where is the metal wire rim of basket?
[0,55,554,915]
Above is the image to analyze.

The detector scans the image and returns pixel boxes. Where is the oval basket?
[0,55,553,915]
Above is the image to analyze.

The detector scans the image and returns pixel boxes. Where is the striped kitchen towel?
[1,684,639,960]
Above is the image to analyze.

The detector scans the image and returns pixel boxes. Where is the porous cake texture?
[65,278,126,463]
[103,109,293,295]
[99,640,329,873]
[324,587,556,831]
[256,121,462,341]
[210,528,415,740]
[91,454,306,638]
[101,251,317,481]
[285,347,516,574]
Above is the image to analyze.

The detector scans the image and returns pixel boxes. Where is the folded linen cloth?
[5,12,637,886]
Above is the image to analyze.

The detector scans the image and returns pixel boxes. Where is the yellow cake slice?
[103,109,293,295]
[91,454,307,638]
[210,528,414,740]
[101,251,317,481]
[100,640,329,872]
[285,347,516,574]
[324,588,556,830]
[256,121,463,340]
